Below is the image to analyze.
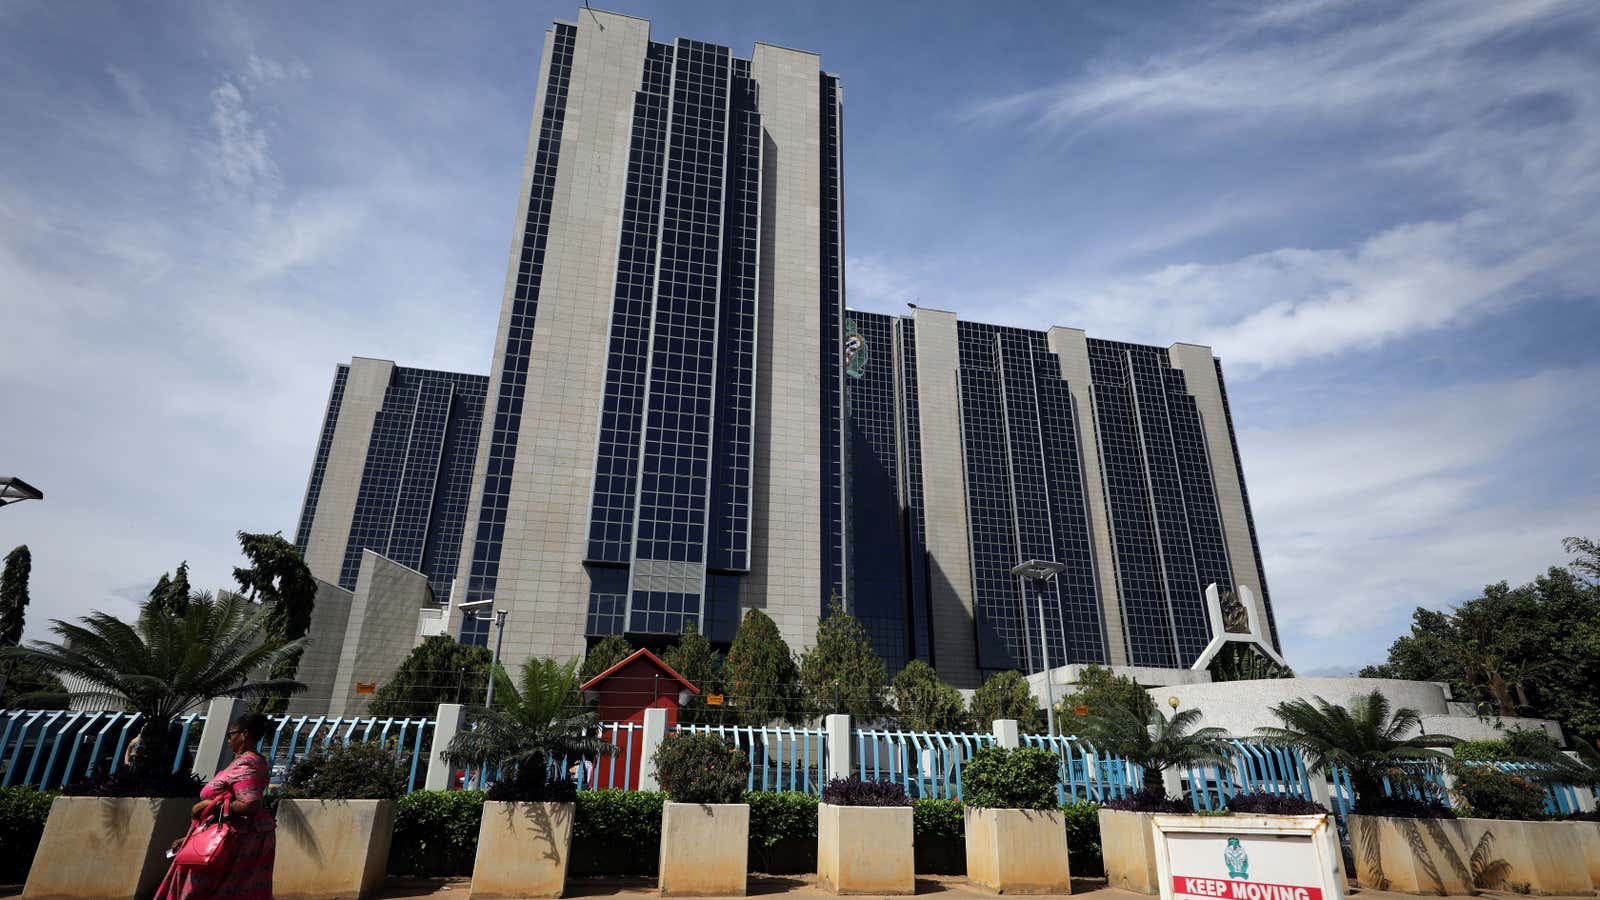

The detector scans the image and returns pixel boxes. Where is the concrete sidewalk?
[366,874,1596,899]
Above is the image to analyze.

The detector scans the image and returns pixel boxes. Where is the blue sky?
[1,0,1596,675]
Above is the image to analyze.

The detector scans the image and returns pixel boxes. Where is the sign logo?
[1224,837,1248,879]
[843,319,867,379]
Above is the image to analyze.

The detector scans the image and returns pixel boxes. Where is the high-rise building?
[293,9,1281,696]
[846,309,1278,687]
[295,357,487,600]
[452,10,847,658]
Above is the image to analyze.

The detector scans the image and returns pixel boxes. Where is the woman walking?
[155,712,276,900]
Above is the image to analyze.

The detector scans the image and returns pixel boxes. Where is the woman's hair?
[233,712,271,744]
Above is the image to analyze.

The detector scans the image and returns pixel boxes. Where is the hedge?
[0,787,55,885]
[389,789,485,876]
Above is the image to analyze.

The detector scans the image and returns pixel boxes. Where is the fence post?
[992,719,1020,749]
[424,703,465,791]
[192,697,245,781]
[638,707,669,791]
[824,714,851,782]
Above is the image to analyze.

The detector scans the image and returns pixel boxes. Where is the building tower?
[453,9,848,661]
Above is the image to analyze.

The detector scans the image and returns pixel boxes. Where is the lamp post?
[1011,559,1067,736]
[0,476,43,509]
[458,599,507,707]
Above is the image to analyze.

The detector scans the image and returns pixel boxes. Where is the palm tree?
[1078,704,1230,791]
[443,656,615,798]
[0,591,305,773]
[1255,690,1458,811]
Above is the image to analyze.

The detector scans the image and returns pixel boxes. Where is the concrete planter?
[817,803,914,895]
[274,798,396,899]
[1455,817,1595,895]
[963,807,1072,894]
[22,796,192,900]
[658,801,750,897]
[469,801,575,898]
[1097,808,1159,893]
[1576,819,1600,890]
[1346,813,1473,895]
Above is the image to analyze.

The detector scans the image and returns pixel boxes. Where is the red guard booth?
[579,648,700,790]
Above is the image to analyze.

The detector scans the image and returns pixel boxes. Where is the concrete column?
[1306,769,1334,811]
[425,703,466,791]
[192,697,246,781]
[825,714,851,781]
[992,719,1020,750]
[638,707,669,791]
[1161,767,1184,800]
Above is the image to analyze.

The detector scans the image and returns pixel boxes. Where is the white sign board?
[1151,814,1345,900]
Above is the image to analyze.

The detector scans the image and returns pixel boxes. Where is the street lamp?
[458,599,508,707]
[0,477,43,508]
[1011,559,1067,737]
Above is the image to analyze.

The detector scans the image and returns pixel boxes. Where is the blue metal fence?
[676,724,829,794]
[1178,740,1314,811]
[261,715,435,793]
[1022,733,1144,804]
[0,710,200,789]
[855,729,996,799]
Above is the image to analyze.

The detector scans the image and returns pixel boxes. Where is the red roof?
[578,647,701,695]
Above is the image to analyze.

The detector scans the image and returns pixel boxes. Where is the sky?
[1,0,1597,676]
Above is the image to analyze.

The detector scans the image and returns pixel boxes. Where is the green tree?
[442,656,612,797]
[369,635,504,716]
[579,634,635,683]
[969,670,1044,734]
[1563,535,1600,585]
[1058,664,1154,723]
[1255,690,1458,811]
[798,597,888,718]
[145,561,193,618]
[233,531,318,712]
[890,660,967,731]
[1,545,31,646]
[723,609,799,725]
[0,592,304,772]
[662,623,722,725]
[1078,704,1229,791]
[1208,644,1295,682]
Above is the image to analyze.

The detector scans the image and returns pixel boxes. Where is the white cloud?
[1242,364,1600,664]
[204,80,279,202]
[105,64,152,117]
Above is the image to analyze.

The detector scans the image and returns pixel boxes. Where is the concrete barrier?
[1097,808,1158,893]
[1347,814,1473,895]
[658,802,750,896]
[817,803,914,894]
[963,807,1071,894]
[469,801,575,898]
[1456,818,1595,895]
[1577,819,1600,889]
[23,796,192,900]
[274,798,395,899]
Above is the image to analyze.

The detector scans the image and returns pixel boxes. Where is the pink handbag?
[175,797,234,869]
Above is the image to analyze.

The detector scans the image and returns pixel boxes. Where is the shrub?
[962,746,1059,810]
[1102,785,1189,814]
[1451,764,1547,821]
[653,732,750,804]
[0,787,55,883]
[745,790,818,873]
[573,789,665,876]
[59,768,202,799]
[1224,791,1328,815]
[1360,795,1456,819]
[1061,800,1104,878]
[821,775,910,807]
[389,790,485,877]
[284,742,406,800]
[913,798,964,839]
[1453,739,1514,763]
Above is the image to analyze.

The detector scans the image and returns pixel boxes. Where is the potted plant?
[816,776,913,894]
[273,741,405,899]
[1256,690,1466,895]
[960,745,1072,894]
[1079,704,1227,894]
[1446,759,1595,893]
[5,593,303,900]
[445,657,613,899]
[653,732,752,897]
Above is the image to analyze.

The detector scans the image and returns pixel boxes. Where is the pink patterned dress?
[154,752,275,900]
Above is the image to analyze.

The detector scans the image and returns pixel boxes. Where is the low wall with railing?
[4,704,1594,825]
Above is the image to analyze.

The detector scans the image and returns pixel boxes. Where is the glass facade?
[295,364,487,600]
[845,312,910,671]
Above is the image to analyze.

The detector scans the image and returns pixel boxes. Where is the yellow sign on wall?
[706,693,725,706]
[355,682,376,695]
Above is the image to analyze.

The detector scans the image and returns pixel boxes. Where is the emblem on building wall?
[1224,837,1249,879]
[843,319,867,378]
